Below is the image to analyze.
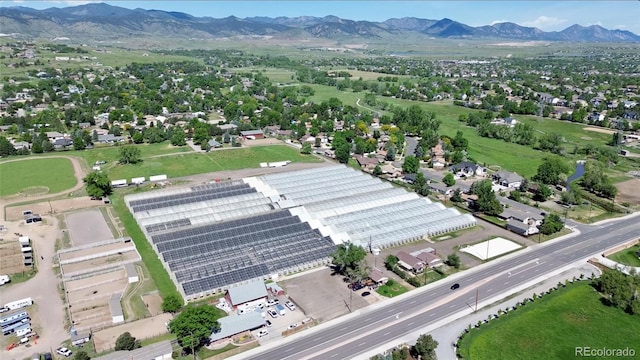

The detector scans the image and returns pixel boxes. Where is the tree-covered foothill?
[83,171,112,198]
[169,305,223,354]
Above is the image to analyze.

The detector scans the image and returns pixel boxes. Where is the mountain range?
[1,3,639,43]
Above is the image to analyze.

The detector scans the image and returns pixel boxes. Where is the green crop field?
[458,282,640,360]
[104,145,321,180]
[0,158,77,196]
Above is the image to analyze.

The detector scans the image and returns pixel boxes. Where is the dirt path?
[0,155,88,221]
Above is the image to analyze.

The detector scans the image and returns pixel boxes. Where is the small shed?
[109,293,124,324]
[124,263,139,283]
[266,282,284,296]
[240,129,264,139]
[71,331,91,347]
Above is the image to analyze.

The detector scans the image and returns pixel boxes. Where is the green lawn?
[0,158,77,196]
[77,142,192,168]
[458,282,640,360]
[376,281,409,298]
[608,245,640,267]
[104,145,320,180]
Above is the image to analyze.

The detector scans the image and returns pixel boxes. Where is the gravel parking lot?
[65,209,113,246]
[281,267,370,323]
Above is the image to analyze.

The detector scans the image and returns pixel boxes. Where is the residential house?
[412,248,443,268]
[207,139,222,148]
[12,141,30,151]
[498,208,542,227]
[46,131,65,142]
[429,182,455,196]
[240,129,264,139]
[492,170,524,189]
[538,93,560,105]
[490,117,517,127]
[396,251,424,273]
[353,154,380,172]
[368,268,389,285]
[217,123,238,131]
[506,219,539,236]
[380,164,402,178]
[449,161,487,178]
[54,138,73,148]
[97,134,124,143]
[431,140,446,170]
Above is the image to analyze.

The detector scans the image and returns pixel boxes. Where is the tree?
[412,334,438,360]
[223,132,231,144]
[83,171,112,198]
[335,143,351,164]
[330,242,367,274]
[193,126,209,145]
[533,157,570,185]
[0,136,17,157]
[385,145,396,161]
[533,183,552,201]
[169,305,222,354]
[539,213,563,235]
[446,254,461,269]
[119,146,142,164]
[157,293,183,314]
[171,131,186,146]
[301,141,312,154]
[42,139,54,152]
[132,132,144,144]
[414,172,430,196]
[73,135,86,150]
[402,155,419,174]
[443,173,456,186]
[73,351,90,360]
[373,164,382,176]
[470,180,503,215]
[114,332,141,351]
[451,188,463,203]
[31,135,43,154]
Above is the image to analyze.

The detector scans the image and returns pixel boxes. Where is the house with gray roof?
[506,219,539,236]
[449,161,487,178]
[209,312,265,343]
[492,170,524,189]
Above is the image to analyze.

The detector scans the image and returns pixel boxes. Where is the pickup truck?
[274,303,286,316]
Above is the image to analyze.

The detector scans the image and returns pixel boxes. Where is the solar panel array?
[125,164,476,300]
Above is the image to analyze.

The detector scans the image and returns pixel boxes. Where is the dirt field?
[59,241,133,262]
[61,251,138,275]
[141,292,163,316]
[6,197,101,221]
[92,313,174,353]
[583,126,616,134]
[66,269,125,292]
[615,178,640,206]
[0,240,29,275]
[65,209,114,246]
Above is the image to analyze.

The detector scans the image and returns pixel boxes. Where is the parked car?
[267,309,278,318]
[257,329,269,338]
[56,347,72,357]
[450,283,460,290]
[284,300,296,311]
[361,291,371,297]
[288,323,299,330]
[43,353,52,360]
[350,282,365,291]
[267,299,279,306]
[265,320,272,327]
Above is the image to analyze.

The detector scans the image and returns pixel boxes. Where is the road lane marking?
[410,300,416,304]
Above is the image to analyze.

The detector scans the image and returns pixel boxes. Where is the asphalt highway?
[242,215,640,360]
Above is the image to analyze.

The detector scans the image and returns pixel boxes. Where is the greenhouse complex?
[125,165,476,300]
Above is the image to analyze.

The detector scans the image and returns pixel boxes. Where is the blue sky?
[2,1,639,34]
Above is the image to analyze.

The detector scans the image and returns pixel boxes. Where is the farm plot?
[0,241,28,275]
[61,251,139,275]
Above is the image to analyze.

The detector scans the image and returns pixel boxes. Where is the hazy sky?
[2,1,639,34]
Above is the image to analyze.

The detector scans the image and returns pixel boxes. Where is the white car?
[267,309,278,318]
[257,329,269,337]
[56,347,72,357]
[267,299,279,306]
[284,300,296,311]
[288,323,299,330]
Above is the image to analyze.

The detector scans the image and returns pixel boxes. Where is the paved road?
[235,214,640,360]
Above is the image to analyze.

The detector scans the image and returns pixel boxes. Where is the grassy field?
[608,245,640,267]
[0,158,77,196]
[458,282,640,360]
[376,280,409,298]
[110,190,181,301]
[104,145,321,180]
[77,142,192,168]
